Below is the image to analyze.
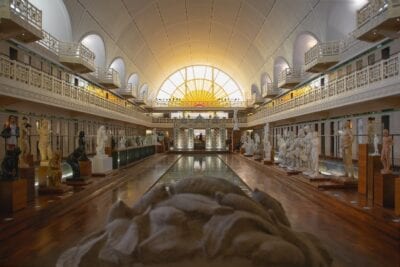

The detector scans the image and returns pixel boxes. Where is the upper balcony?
[277,68,302,89]
[0,0,43,42]
[92,67,121,89]
[59,42,96,74]
[114,83,136,99]
[262,82,280,98]
[305,41,341,73]
[354,0,400,42]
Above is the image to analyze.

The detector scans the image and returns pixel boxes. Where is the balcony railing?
[277,68,302,88]
[149,99,252,108]
[304,41,341,72]
[357,0,390,27]
[59,42,96,73]
[262,82,280,98]
[7,0,42,31]
[36,29,59,55]
[94,67,121,89]
[0,55,150,122]
[249,52,400,123]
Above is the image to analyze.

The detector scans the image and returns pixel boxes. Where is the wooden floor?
[0,153,399,267]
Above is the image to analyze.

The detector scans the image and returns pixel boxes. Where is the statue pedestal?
[79,160,92,178]
[38,161,49,187]
[374,173,398,208]
[0,179,27,213]
[19,167,35,202]
[38,184,71,195]
[395,178,400,216]
[91,155,112,176]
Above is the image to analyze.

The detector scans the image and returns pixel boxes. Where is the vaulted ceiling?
[71,0,326,97]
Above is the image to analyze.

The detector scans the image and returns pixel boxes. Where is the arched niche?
[251,84,261,98]
[273,57,289,85]
[260,72,272,95]
[139,84,149,100]
[109,58,126,88]
[80,33,106,68]
[30,0,72,41]
[292,32,319,67]
[127,73,139,89]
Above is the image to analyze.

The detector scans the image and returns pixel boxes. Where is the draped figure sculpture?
[381,129,393,174]
[263,123,271,161]
[38,119,52,162]
[310,131,320,178]
[340,121,354,178]
[96,126,108,156]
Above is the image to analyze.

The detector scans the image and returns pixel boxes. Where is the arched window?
[157,65,244,107]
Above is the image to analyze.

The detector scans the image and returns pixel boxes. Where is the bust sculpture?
[340,121,354,178]
[96,126,108,156]
[38,119,52,162]
[381,129,393,174]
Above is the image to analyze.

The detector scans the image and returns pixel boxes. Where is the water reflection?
[158,155,250,195]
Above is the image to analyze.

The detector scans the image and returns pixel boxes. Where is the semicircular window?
[157,66,244,107]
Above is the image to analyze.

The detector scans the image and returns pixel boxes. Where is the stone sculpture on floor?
[277,134,287,167]
[381,129,393,174]
[38,119,53,162]
[57,177,332,267]
[302,126,313,175]
[310,131,320,178]
[96,126,107,156]
[253,133,260,151]
[92,125,112,174]
[340,121,354,179]
[118,130,126,149]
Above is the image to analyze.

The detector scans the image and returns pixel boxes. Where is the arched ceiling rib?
[70,0,334,97]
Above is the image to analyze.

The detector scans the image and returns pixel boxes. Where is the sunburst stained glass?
[156,65,244,107]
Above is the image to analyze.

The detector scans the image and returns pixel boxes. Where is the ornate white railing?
[94,67,121,87]
[59,42,95,69]
[304,41,341,66]
[0,55,150,121]
[149,99,253,108]
[5,0,42,31]
[36,29,59,55]
[357,0,393,27]
[278,68,302,86]
[249,52,400,123]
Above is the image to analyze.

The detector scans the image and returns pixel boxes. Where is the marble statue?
[152,128,159,145]
[233,109,239,131]
[372,134,380,156]
[381,129,393,174]
[118,130,126,149]
[340,121,354,179]
[263,123,271,161]
[244,135,255,156]
[310,131,320,178]
[277,134,287,166]
[96,126,108,156]
[303,126,313,174]
[58,177,332,267]
[47,150,62,187]
[286,131,297,170]
[18,117,31,168]
[38,119,52,162]
[240,132,247,147]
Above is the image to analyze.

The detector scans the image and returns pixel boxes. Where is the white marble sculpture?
[118,130,126,149]
[244,135,255,156]
[57,177,332,267]
[96,126,108,156]
[38,118,52,163]
[233,109,239,131]
[263,123,271,161]
[372,134,380,155]
[310,131,320,178]
[381,129,393,174]
[277,134,287,167]
[340,121,354,179]
[302,126,313,174]
[152,128,160,145]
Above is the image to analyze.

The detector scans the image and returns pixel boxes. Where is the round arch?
[29,0,72,41]
[127,73,140,90]
[109,57,126,88]
[260,72,272,96]
[139,84,149,100]
[292,31,319,67]
[273,57,290,85]
[80,33,107,69]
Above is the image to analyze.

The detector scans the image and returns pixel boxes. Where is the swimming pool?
[157,155,251,195]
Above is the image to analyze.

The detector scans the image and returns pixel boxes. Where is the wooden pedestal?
[358,144,368,194]
[0,179,27,213]
[264,160,273,165]
[358,144,382,203]
[19,167,35,202]
[374,173,397,208]
[38,164,48,187]
[395,178,400,216]
[79,160,92,177]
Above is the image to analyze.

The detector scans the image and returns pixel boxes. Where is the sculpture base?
[66,178,93,187]
[91,155,112,175]
[38,163,49,187]
[286,170,301,175]
[253,156,262,162]
[244,154,253,157]
[0,179,27,214]
[38,184,71,195]
[19,167,35,202]
[263,159,273,165]
[79,160,92,177]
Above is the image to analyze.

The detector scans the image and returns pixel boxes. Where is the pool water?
[157,155,251,195]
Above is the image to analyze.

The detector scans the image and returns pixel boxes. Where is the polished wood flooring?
[0,153,399,267]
